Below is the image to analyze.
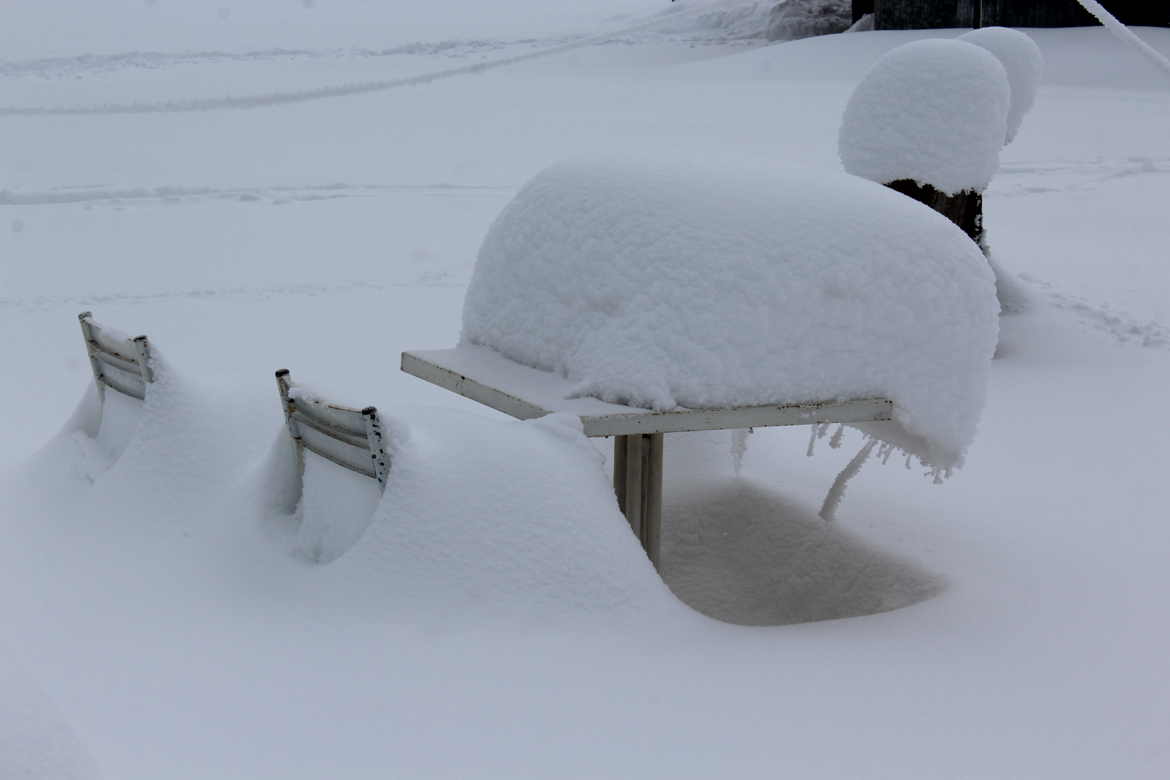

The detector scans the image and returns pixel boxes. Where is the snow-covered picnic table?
[403,157,999,566]
[402,344,893,565]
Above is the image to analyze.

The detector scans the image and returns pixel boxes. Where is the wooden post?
[613,435,628,515]
[641,433,664,567]
[885,179,986,253]
[613,433,665,568]
[623,433,644,539]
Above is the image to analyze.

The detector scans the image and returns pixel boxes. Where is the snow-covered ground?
[2,2,1169,777]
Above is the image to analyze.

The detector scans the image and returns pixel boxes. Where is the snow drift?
[839,39,1011,194]
[767,0,851,42]
[462,158,1000,469]
[0,650,102,780]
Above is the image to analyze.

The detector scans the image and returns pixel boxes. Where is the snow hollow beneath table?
[462,159,999,469]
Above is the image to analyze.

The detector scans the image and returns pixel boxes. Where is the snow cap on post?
[958,27,1043,145]
[838,39,1011,195]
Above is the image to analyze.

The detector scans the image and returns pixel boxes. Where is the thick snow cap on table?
[958,27,1043,145]
[838,38,1011,195]
[461,159,999,470]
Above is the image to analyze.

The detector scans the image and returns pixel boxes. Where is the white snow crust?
[838,38,1011,194]
[462,158,999,469]
[959,27,1043,144]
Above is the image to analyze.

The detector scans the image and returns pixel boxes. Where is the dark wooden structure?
[852,1,1168,28]
[886,180,984,248]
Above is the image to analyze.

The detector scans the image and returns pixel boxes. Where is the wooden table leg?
[642,433,663,567]
[614,433,664,568]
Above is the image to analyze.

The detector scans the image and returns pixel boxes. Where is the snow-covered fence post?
[884,178,986,248]
[838,38,1012,251]
[839,33,1040,311]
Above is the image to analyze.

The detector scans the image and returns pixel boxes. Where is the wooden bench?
[402,345,893,567]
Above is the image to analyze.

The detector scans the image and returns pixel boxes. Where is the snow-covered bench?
[274,369,391,493]
[77,311,154,401]
[402,345,893,566]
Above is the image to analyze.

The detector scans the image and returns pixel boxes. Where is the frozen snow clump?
[958,27,1043,144]
[767,0,852,42]
[839,39,1011,194]
[462,159,999,469]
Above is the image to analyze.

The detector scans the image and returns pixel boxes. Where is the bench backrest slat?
[275,369,390,491]
[78,311,154,400]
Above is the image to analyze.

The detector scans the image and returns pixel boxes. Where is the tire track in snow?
[0,16,679,116]
[1019,275,1170,350]
[0,276,467,314]
[0,39,563,79]
[991,156,1170,197]
[0,182,513,207]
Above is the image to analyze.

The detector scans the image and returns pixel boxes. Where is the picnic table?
[402,345,893,567]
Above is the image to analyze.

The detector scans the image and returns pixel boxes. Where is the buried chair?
[78,311,154,402]
[274,369,391,494]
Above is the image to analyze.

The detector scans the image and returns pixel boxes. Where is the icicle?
[829,423,845,449]
[806,424,818,457]
[904,453,913,470]
[879,442,894,465]
[820,439,877,522]
[730,428,751,475]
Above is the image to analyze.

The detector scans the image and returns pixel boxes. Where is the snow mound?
[958,27,1043,145]
[839,39,1011,194]
[462,158,999,469]
[653,1,776,40]
[258,406,671,622]
[767,0,852,42]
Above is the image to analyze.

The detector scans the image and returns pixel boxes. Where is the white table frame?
[401,347,893,567]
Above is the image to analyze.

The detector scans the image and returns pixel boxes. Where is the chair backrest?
[275,369,390,491]
[78,311,154,400]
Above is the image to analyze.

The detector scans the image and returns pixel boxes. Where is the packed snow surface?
[0,651,101,780]
[958,27,1043,145]
[462,158,999,468]
[839,38,1011,194]
[3,13,1170,780]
